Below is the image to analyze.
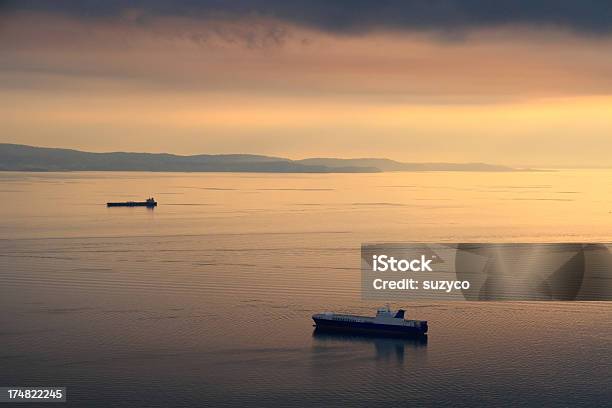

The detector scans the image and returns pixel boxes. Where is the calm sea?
[1,171,611,407]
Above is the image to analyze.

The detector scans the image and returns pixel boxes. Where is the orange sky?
[2,12,612,166]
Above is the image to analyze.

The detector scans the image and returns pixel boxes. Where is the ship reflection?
[312,328,427,364]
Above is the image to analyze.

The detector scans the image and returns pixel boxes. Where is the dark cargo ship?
[312,306,427,337]
[107,197,157,208]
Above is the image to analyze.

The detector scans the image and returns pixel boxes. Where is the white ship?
[312,306,428,336]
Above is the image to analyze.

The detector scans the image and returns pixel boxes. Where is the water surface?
[1,171,611,407]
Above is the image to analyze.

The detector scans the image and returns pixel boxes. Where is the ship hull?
[312,317,427,337]
[107,202,156,207]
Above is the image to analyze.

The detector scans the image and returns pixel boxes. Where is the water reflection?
[312,328,427,364]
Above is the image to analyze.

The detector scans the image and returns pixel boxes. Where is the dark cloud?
[3,0,612,34]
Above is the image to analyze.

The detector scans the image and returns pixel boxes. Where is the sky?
[1,1,612,167]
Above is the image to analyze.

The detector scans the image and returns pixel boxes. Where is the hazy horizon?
[2,142,611,170]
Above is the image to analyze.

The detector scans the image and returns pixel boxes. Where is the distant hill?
[296,158,514,172]
[0,144,518,173]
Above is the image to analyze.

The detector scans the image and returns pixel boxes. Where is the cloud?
[2,11,612,104]
[3,0,612,35]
